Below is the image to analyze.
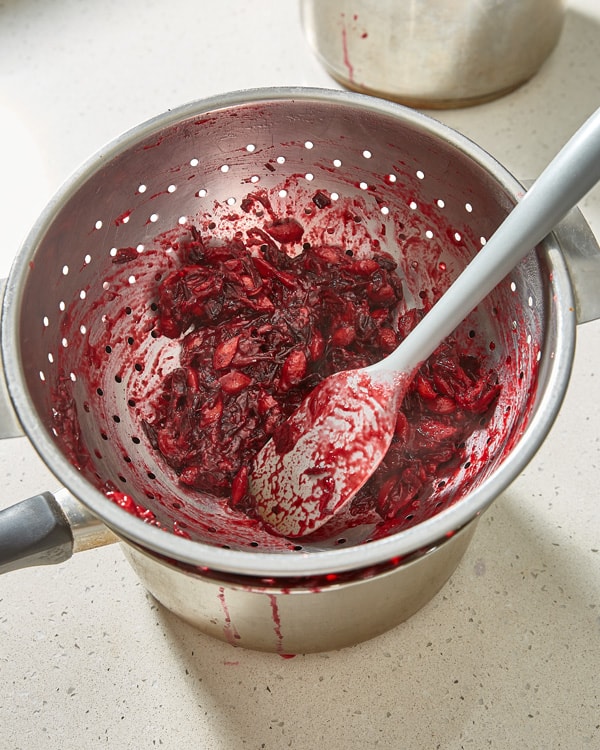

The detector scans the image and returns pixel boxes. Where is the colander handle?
[0,488,117,574]
[551,206,600,325]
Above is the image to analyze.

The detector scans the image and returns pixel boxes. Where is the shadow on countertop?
[155,484,599,749]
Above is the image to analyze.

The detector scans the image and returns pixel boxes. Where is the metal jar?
[301,0,566,108]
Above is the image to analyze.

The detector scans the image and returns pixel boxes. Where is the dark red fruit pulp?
[141,221,501,534]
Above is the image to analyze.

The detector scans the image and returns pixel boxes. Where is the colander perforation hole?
[94,220,103,230]
[138,184,147,194]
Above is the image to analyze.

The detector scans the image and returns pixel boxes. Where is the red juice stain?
[217,587,242,646]
[112,247,138,264]
[115,210,132,226]
[267,594,285,652]
[142,137,164,151]
[341,23,355,82]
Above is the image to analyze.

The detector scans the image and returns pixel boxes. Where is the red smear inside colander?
[50,182,522,549]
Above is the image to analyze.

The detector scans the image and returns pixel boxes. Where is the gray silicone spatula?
[249,107,600,539]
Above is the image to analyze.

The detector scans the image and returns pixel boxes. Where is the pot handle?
[0,487,118,574]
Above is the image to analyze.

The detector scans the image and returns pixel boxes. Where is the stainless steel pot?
[301,0,566,108]
[0,88,598,653]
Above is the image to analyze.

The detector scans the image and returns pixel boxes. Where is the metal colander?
[1,88,576,578]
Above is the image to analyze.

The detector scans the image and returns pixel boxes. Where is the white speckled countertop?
[1,1,599,748]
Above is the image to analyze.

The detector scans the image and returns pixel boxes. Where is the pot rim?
[1,86,576,577]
